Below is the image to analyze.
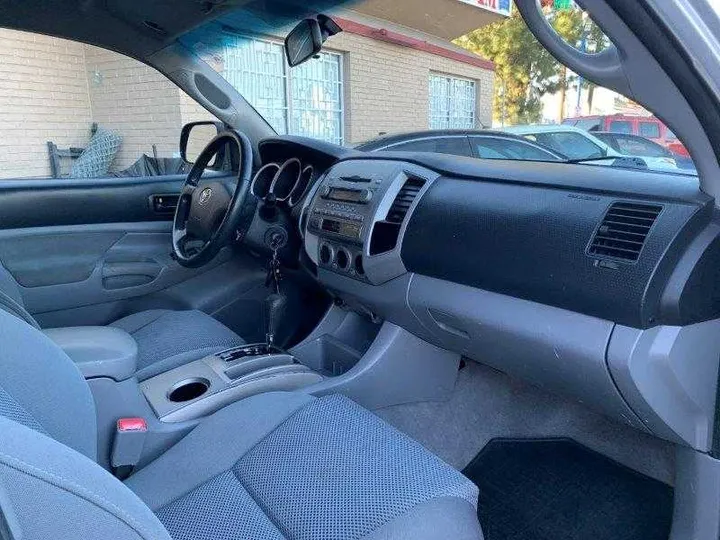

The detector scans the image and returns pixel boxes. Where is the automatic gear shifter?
[264,292,287,346]
[218,292,287,362]
[263,231,287,347]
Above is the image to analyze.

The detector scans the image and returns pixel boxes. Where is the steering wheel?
[172,130,253,268]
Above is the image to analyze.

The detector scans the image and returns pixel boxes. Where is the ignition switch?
[265,227,288,250]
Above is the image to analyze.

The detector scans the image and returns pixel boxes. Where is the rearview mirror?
[285,19,323,67]
[180,121,224,166]
[285,16,342,67]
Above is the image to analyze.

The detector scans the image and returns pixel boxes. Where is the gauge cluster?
[250,158,314,208]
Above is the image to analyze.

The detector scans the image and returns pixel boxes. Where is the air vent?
[387,177,425,223]
[588,202,662,262]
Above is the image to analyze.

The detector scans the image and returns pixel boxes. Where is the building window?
[429,74,477,130]
[221,35,344,144]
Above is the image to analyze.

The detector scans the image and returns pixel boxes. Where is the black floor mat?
[463,438,674,540]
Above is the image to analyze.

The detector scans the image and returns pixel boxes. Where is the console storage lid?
[44,326,138,381]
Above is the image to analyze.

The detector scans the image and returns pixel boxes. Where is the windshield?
[183,1,697,178]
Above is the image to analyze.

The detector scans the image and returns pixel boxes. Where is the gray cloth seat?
[0,260,245,380]
[0,309,483,540]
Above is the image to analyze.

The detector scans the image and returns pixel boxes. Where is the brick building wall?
[0,29,93,178]
[85,46,218,168]
[0,30,213,177]
[329,31,494,143]
[84,45,186,168]
[0,30,221,177]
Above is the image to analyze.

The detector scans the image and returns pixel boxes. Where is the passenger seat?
[0,309,483,540]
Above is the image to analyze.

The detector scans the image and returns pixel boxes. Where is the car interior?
[1,0,720,539]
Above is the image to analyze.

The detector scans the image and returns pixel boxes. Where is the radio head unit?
[303,159,437,285]
[307,176,380,244]
[320,218,362,238]
[321,186,373,204]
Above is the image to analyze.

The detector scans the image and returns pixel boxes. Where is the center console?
[140,343,323,423]
[78,159,458,469]
[303,160,438,285]
[44,326,138,381]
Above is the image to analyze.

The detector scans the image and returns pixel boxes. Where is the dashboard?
[258,137,713,329]
[256,136,720,452]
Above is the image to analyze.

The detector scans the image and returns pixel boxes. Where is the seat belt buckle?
[112,417,148,479]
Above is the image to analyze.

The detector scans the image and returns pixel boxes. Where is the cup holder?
[167,377,210,403]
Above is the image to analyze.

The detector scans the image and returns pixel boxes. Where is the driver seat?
[110,309,245,379]
[0,262,245,380]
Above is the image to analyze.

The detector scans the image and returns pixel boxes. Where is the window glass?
[290,53,344,144]
[0,29,216,179]
[387,137,472,157]
[472,136,562,161]
[429,74,477,129]
[639,122,661,138]
[575,118,602,131]
[171,2,699,178]
[605,135,669,157]
[222,37,287,135]
[609,120,633,134]
[666,129,678,141]
[220,35,344,144]
[531,132,604,159]
[594,134,621,153]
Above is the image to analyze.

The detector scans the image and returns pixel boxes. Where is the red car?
[562,114,690,157]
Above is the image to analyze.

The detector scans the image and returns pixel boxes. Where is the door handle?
[149,194,179,214]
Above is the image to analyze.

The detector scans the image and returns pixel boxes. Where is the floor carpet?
[376,360,675,484]
[463,438,674,540]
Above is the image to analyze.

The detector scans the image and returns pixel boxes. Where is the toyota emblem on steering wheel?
[198,187,213,205]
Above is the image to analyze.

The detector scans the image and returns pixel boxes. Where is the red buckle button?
[117,417,147,432]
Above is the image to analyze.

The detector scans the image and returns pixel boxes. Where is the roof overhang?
[349,0,511,40]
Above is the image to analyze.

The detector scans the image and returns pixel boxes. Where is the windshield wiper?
[563,156,620,164]
[563,155,648,169]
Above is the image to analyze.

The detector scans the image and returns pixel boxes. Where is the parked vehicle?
[355,129,566,162]
[593,131,696,172]
[562,113,690,157]
[502,124,693,174]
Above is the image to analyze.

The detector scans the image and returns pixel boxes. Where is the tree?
[456,10,559,125]
[548,9,583,121]
[581,22,611,112]
[457,7,607,124]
